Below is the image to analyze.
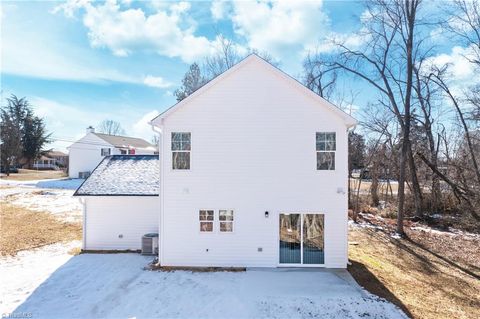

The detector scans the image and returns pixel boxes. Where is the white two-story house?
[68,128,157,178]
[74,55,357,268]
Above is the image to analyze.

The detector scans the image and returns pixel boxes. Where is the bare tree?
[326,0,424,234]
[303,53,338,100]
[98,120,126,136]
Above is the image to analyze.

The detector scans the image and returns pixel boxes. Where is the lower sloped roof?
[74,155,159,196]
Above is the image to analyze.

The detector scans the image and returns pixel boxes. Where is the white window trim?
[315,132,336,171]
[199,209,214,233]
[219,209,234,233]
[171,132,191,171]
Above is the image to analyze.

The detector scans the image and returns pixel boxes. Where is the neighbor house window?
[199,210,214,232]
[101,148,111,156]
[219,210,234,232]
[316,132,335,170]
[172,132,191,170]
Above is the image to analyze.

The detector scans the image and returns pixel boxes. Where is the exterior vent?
[78,171,91,179]
[142,233,159,255]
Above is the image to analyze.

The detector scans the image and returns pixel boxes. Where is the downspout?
[151,121,164,264]
[79,197,87,250]
[345,123,357,267]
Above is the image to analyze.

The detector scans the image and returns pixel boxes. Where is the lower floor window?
[219,210,234,232]
[199,210,214,232]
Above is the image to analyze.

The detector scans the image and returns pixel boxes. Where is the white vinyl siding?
[83,197,159,250]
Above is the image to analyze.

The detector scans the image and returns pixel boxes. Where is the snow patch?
[1,242,406,319]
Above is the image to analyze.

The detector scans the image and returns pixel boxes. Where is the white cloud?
[143,75,172,88]
[131,110,160,142]
[211,0,229,21]
[427,46,477,81]
[228,0,330,58]
[54,0,215,63]
[1,2,170,87]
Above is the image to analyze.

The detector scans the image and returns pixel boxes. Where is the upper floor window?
[172,132,191,170]
[316,132,335,170]
[101,148,111,156]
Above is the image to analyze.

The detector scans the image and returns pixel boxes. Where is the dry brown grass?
[348,226,480,319]
[0,203,81,256]
[350,178,399,194]
[0,169,67,181]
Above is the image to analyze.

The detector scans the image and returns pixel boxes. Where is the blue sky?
[0,0,466,151]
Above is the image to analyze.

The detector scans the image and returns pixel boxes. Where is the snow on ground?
[0,178,83,190]
[0,178,83,222]
[0,242,406,319]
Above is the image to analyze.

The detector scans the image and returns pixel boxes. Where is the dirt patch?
[1,169,66,181]
[348,225,480,319]
[0,203,82,256]
[151,265,246,272]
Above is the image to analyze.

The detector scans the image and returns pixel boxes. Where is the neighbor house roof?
[46,151,68,157]
[93,133,156,150]
[150,54,357,128]
[74,155,159,196]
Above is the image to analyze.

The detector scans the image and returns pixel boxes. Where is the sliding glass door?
[279,213,324,265]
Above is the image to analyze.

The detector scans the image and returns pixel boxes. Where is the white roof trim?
[150,54,357,128]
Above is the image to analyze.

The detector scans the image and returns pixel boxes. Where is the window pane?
[207,211,214,221]
[220,222,233,232]
[279,214,301,264]
[172,133,191,149]
[316,132,325,142]
[317,152,335,170]
[172,152,190,169]
[316,141,325,151]
[219,210,234,221]
[172,141,182,151]
[325,141,336,151]
[303,214,324,264]
[200,222,213,232]
[325,132,336,142]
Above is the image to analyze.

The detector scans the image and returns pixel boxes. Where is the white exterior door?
[279,213,325,266]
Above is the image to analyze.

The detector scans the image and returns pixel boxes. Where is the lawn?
[0,203,81,256]
[348,222,480,319]
[0,169,67,181]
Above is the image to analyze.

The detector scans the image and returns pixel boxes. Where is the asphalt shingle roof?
[74,155,159,196]
[93,133,156,149]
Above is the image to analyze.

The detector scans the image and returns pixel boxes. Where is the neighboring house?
[68,127,157,178]
[32,151,68,170]
[74,55,357,268]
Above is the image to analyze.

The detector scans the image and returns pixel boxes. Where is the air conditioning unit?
[142,233,159,255]
[78,171,91,179]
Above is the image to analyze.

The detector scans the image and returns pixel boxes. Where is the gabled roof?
[150,54,357,127]
[93,133,156,150]
[74,155,159,196]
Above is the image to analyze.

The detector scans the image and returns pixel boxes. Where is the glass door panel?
[279,214,301,264]
[302,214,325,264]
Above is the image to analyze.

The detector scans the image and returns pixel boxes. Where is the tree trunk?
[407,145,423,217]
[397,129,408,235]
